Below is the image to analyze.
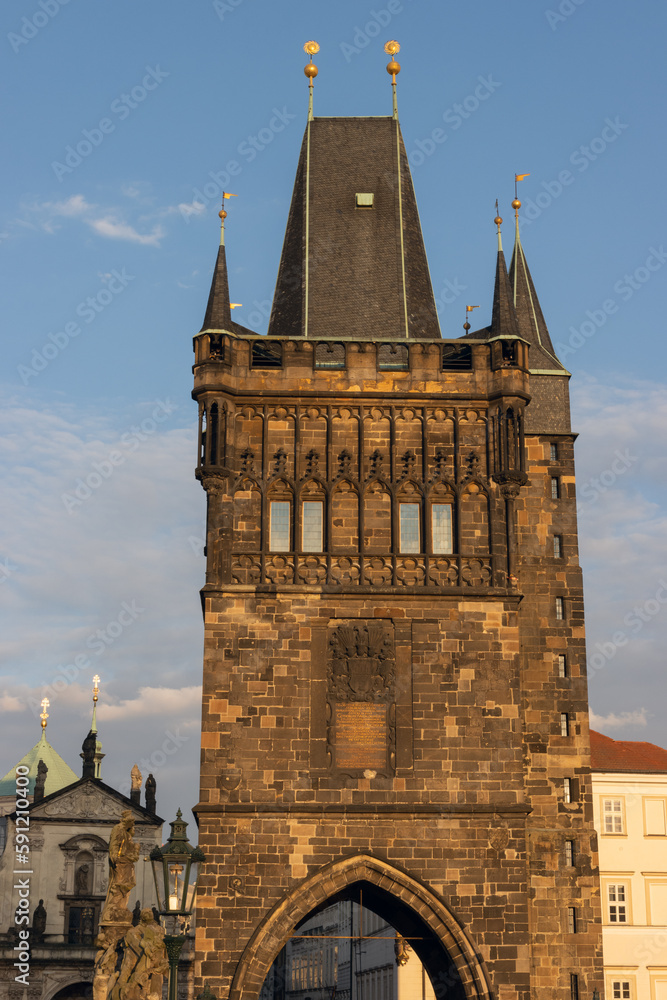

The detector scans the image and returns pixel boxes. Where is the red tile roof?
[590,730,667,773]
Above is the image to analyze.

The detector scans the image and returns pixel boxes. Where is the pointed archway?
[229,855,493,1000]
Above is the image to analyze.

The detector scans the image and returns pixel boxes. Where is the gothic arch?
[228,854,493,1000]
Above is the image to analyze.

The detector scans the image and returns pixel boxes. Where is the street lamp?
[150,809,206,1000]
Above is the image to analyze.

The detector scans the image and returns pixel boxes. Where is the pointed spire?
[490,211,520,339]
[200,196,236,333]
[509,193,565,370]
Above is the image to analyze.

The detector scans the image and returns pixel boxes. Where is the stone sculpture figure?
[109,908,168,1000]
[32,899,46,942]
[76,863,91,895]
[104,810,141,919]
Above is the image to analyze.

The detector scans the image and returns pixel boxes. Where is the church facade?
[192,53,604,1000]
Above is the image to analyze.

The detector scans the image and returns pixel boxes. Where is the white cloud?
[589,709,649,731]
[14,192,171,246]
[99,685,202,720]
[86,215,164,247]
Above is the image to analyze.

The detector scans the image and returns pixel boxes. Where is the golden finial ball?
[463,321,471,331]
[304,62,318,79]
[304,40,320,55]
[384,40,400,55]
[219,209,227,220]
[512,199,521,210]
[494,215,503,226]
[386,59,401,76]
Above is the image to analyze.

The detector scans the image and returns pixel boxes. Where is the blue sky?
[1,1,666,830]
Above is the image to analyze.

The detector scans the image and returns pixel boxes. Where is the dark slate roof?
[590,730,667,773]
[490,248,520,339]
[268,117,441,340]
[509,229,565,371]
[201,243,233,332]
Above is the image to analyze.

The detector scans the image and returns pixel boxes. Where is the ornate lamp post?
[150,809,205,1000]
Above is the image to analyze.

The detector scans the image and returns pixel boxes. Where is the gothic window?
[563,778,572,803]
[558,654,568,677]
[564,839,575,867]
[269,501,291,552]
[554,535,563,558]
[551,476,560,499]
[399,503,420,554]
[602,798,625,834]
[567,907,577,933]
[302,501,324,553]
[560,713,570,737]
[550,442,559,461]
[431,503,453,554]
[570,973,579,1000]
[555,597,564,620]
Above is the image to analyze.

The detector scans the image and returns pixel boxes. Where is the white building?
[591,729,667,1000]
[0,708,163,1000]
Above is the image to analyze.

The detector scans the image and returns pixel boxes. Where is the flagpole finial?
[304,41,320,120]
[384,40,401,118]
[513,173,529,220]
[494,200,503,251]
[218,192,237,246]
[463,304,479,332]
[40,697,50,731]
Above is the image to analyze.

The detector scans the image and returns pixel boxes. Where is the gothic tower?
[192,46,603,1000]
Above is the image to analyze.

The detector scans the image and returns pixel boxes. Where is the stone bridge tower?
[192,47,603,1000]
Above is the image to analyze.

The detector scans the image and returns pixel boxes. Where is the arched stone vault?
[229,854,494,1000]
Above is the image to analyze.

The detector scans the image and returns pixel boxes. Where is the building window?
[431,503,453,554]
[399,503,420,554]
[550,443,558,461]
[564,777,572,803]
[567,907,577,933]
[551,476,560,499]
[611,981,631,999]
[554,535,563,558]
[564,839,575,866]
[570,974,579,1000]
[557,654,568,677]
[555,597,564,620]
[603,798,625,834]
[269,501,291,552]
[560,713,570,737]
[608,883,628,923]
[302,501,323,552]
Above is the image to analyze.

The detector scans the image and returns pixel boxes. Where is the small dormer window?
[355,193,374,209]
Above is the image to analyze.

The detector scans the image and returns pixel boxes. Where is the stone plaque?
[334,702,387,769]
